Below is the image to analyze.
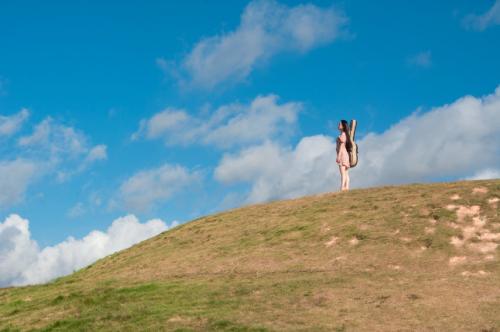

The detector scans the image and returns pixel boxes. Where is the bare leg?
[340,165,347,191]
[345,168,350,190]
[338,165,343,191]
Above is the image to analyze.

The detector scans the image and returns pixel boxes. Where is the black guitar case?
[348,120,359,167]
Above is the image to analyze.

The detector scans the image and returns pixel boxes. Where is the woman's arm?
[336,136,340,162]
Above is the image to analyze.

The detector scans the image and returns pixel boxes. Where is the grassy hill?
[1,179,499,331]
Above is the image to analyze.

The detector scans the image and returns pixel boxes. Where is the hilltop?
[1,179,499,331]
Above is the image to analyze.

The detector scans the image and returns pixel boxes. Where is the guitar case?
[348,120,359,167]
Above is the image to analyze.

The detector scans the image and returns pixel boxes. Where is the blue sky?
[1,0,500,286]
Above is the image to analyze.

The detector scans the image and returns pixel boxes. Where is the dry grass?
[1,179,499,331]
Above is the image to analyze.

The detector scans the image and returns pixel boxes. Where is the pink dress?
[336,132,350,168]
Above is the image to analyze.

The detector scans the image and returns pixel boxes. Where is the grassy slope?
[1,179,499,331]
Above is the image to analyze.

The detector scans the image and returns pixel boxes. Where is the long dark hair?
[340,119,353,152]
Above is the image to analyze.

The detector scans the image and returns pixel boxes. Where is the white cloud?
[133,94,302,149]
[464,168,500,180]
[18,117,89,160]
[0,159,38,208]
[17,117,107,183]
[166,0,348,89]
[132,108,189,141]
[408,50,432,68]
[215,136,339,204]
[0,116,107,208]
[84,144,108,163]
[67,202,86,219]
[463,0,500,31]
[118,163,203,212]
[0,213,176,287]
[0,109,30,138]
[214,86,500,204]
[353,86,500,187]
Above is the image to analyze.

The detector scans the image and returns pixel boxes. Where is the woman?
[336,119,352,191]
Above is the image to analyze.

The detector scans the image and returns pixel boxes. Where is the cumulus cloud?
[117,163,203,212]
[133,108,189,141]
[407,50,432,68]
[133,94,302,149]
[214,86,500,205]
[0,109,29,138]
[163,0,348,89]
[463,0,500,31]
[215,136,339,204]
[0,214,177,287]
[354,86,500,186]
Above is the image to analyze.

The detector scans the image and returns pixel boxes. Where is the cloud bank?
[214,86,500,205]
[215,136,338,204]
[0,214,176,287]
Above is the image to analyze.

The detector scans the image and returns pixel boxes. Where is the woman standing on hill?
[336,120,352,191]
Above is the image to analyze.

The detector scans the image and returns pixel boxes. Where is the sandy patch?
[467,242,498,254]
[325,236,338,247]
[447,203,499,259]
[472,187,488,194]
[446,204,458,211]
[349,237,359,245]
[462,226,478,240]
[168,315,189,323]
[424,227,435,234]
[472,216,487,228]
[456,205,480,222]
[461,270,489,277]
[478,230,500,241]
[488,197,499,207]
[450,194,461,200]
[399,236,411,243]
[450,236,465,247]
[449,256,467,266]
